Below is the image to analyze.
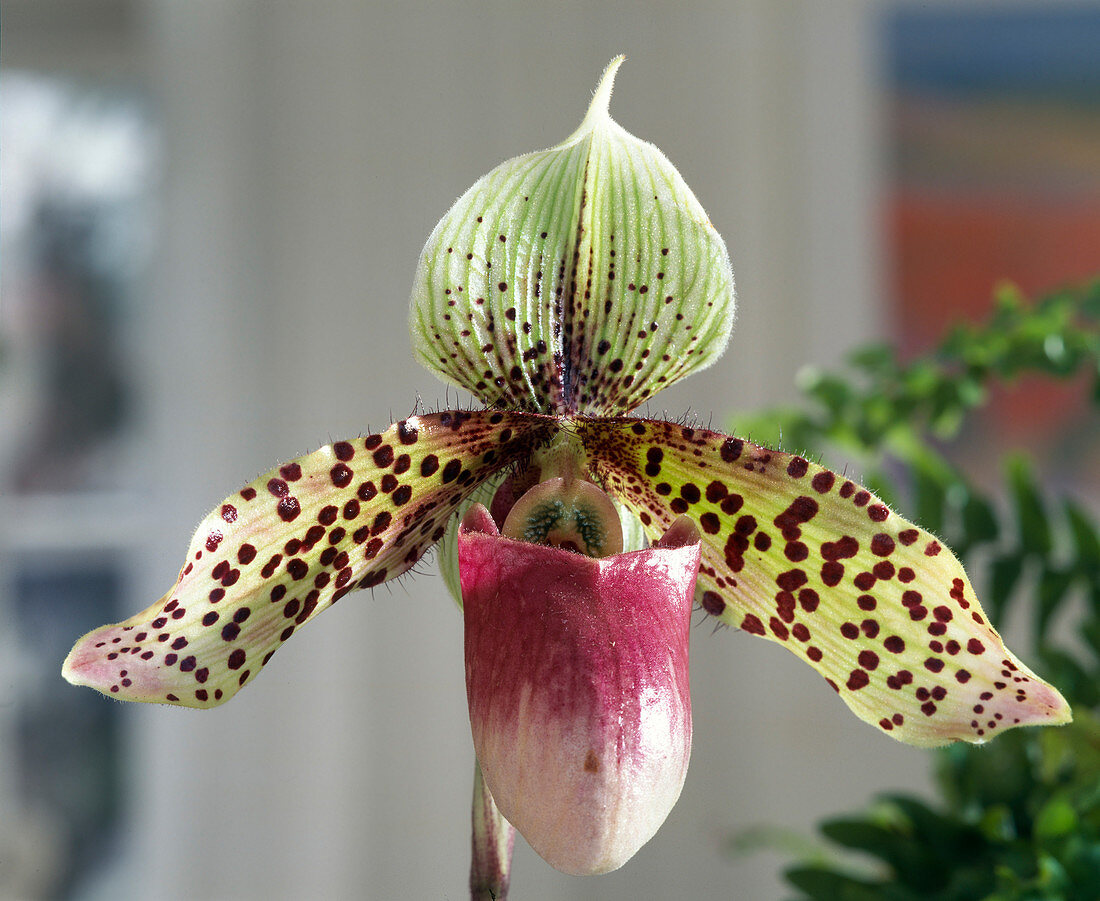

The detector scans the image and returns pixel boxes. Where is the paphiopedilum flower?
[64,58,1070,891]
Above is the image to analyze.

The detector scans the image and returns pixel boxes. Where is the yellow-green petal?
[577,416,1071,748]
[409,57,735,416]
[63,411,556,707]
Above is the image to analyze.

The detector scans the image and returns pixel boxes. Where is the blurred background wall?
[2,1,1095,899]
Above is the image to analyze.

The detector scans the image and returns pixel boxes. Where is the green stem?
[470,760,515,901]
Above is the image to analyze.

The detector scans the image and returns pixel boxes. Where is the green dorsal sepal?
[409,57,736,416]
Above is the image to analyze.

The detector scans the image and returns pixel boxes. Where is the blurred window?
[0,68,157,899]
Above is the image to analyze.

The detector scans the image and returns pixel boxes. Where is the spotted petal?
[63,410,556,707]
[576,417,1072,747]
[409,57,735,416]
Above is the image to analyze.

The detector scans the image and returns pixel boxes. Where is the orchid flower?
[64,58,1070,895]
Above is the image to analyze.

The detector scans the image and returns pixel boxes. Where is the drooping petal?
[577,416,1072,748]
[409,57,735,417]
[459,504,699,875]
[63,411,557,707]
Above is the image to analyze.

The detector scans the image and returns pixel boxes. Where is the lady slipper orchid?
[64,57,1070,895]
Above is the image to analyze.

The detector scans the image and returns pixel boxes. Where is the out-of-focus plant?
[739,280,1100,900]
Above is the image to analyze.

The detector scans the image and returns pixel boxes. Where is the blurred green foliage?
[741,280,1100,900]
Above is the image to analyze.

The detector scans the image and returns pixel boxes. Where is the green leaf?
[1008,455,1053,558]
[785,865,894,901]
[409,57,735,416]
[1065,501,1100,573]
[1033,796,1077,841]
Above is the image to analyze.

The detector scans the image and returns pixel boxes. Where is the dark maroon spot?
[858,650,879,670]
[925,540,942,557]
[364,538,384,559]
[847,670,870,691]
[754,532,772,551]
[393,485,413,506]
[868,504,888,522]
[811,471,835,493]
[205,531,223,552]
[857,594,877,611]
[202,612,219,626]
[769,617,790,640]
[792,623,810,641]
[921,701,937,717]
[967,638,985,654]
[933,606,953,623]
[331,463,353,487]
[209,588,225,603]
[238,544,257,565]
[872,561,895,580]
[899,529,918,546]
[798,588,819,612]
[221,504,238,523]
[822,535,859,560]
[854,572,876,591]
[925,658,945,673]
[840,622,859,639]
[221,623,240,641]
[807,646,823,662]
[267,478,289,497]
[776,570,808,592]
[956,669,972,683]
[787,457,809,478]
[720,438,743,463]
[287,559,308,580]
[700,512,721,534]
[441,459,462,483]
[740,614,766,635]
[775,592,796,623]
[705,480,728,502]
[421,455,440,477]
[871,533,895,557]
[227,649,246,670]
[278,497,301,522]
[853,490,870,507]
[261,554,283,578]
[861,619,880,638]
[839,481,855,498]
[334,440,354,461]
[782,541,806,561]
[720,494,744,515]
[179,656,197,672]
[240,487,257,501]
[821,561,844,586]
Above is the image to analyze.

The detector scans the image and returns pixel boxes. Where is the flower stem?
[470,759,515,901]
